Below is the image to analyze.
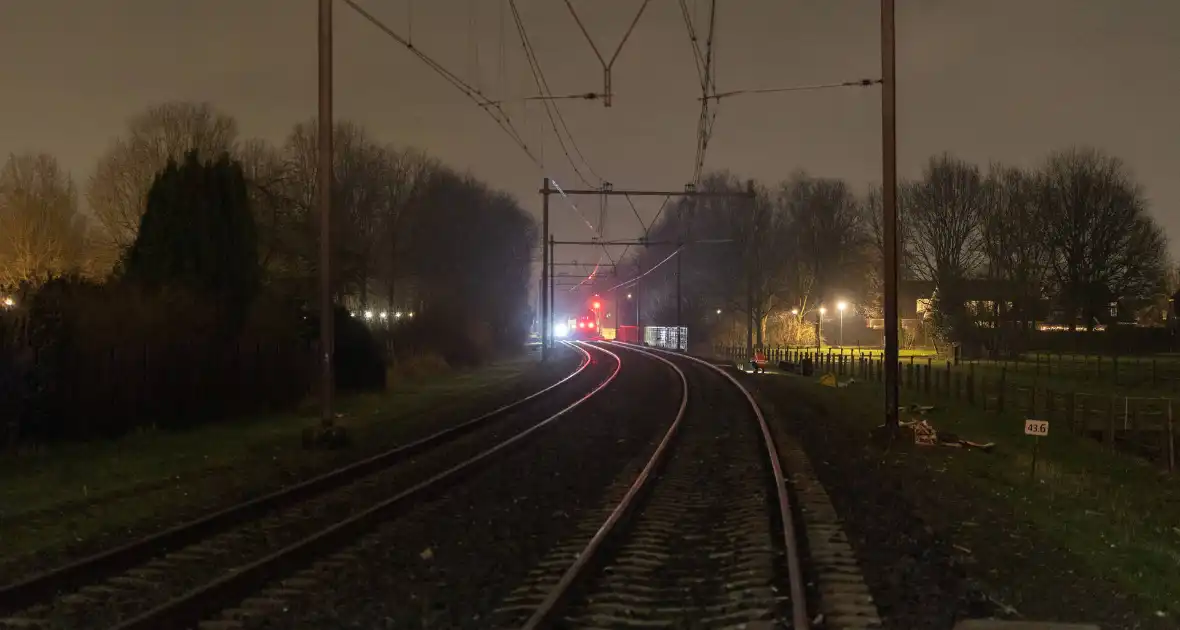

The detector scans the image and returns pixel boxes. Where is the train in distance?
[565,309,600,340]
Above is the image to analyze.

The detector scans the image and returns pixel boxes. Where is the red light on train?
[588,322,595,329]
[578,321,585,328]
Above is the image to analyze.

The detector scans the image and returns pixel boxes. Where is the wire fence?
[716,344,1178,471]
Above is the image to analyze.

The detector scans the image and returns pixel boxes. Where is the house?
[867,279,1044,330]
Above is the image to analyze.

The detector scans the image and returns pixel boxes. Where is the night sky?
[3,0,1179,273]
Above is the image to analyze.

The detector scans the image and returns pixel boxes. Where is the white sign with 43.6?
[1024,419,1049,436]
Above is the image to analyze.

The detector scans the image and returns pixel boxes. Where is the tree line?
[601,148,1171,357]
[0,101,536,446]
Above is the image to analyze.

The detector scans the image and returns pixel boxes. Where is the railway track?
[0,341,620,630]
[497,342,809,629]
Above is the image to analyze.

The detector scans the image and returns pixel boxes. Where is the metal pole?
[549,235,555,348]
[635,262,641,343]
[317,0,334,428]
[676,242,683,350]
[882,0,900,428]
[745,182,755,356]
[541,178,550,360]
[840,310,844,347]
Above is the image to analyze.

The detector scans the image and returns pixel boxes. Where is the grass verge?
[0,350,573,569]
[780,374,1180,626]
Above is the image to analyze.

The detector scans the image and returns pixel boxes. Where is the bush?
[6,277,312,445]
[385,308,494,368]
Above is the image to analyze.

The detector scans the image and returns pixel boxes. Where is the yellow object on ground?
[600,327,616,340]
[819,373,837,387]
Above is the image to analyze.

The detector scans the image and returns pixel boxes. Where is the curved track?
[512,342,809,629]
[0,342,620,630]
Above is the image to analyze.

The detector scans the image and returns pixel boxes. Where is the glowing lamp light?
[819,307,827,315]
[364,310,373,319]
[837,301,847,312]
[592,301,601,310]
[791,308,799,315]
[554,323,569,338]
[588,322,595,329]
[1,297,13,308]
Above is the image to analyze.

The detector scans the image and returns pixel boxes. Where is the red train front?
[569,309,600,340]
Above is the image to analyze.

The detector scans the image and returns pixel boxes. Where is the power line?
[342,0,600,244]
[606,245,685,292]
[508,0,602,186]
[562,0,651,70]
[691,0,719,185]
[705,78,881,101]
[341,0,536,164]
[677,0,708,91]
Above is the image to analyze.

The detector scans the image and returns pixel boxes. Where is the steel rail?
[110,341,624,630]
[519,341,689,629]
[618,342,810,630]
[0,342,597,615]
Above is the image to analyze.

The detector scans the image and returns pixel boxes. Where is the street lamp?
[791,308,799,316]
[837,301,847,347]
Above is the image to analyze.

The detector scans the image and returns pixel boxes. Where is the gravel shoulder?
[257,343,683,629]
[739,369,1174,630]
[0,348,581,583]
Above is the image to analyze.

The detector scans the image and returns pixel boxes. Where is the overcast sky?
[3,0,1179,278]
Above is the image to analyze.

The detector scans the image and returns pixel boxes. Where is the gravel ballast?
[551,355,788,628]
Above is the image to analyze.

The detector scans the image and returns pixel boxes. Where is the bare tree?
[1038,147,1168,328]
[900,154,990,346]
[238,138,296,277]
[903,154,989,285]
[980,163,1049,344]
[87,101,239,248]
[374,148,436,314]
[777,172,872,324]
[280,120,394,302]
[0,153,87,285]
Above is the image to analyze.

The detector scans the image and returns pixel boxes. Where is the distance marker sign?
[1024,419,1049,436]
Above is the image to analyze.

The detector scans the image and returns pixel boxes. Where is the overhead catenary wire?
[341,0,536,164]
[562,0,653,70]
[691,0,719,186]
[705,78,881,101]
[606,245,685,293]
[508,0,602,186]
[342,0,601,240]
[508,0,621,283]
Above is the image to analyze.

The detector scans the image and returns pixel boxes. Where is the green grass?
[0,354,550,564]
[947,356,1180,398]
[804,376,1180,618]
